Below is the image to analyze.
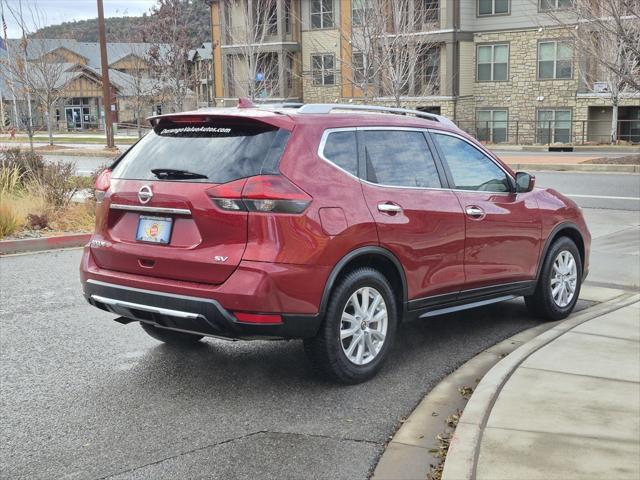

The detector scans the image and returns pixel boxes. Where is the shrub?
[0,202,20,238]
[1,148,45,179]
[26,212,50,230]
[31,161,78,209]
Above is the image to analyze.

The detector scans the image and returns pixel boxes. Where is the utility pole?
[97,0,114,148]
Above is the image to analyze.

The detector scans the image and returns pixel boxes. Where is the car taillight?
[94,169,112,203]
[206,175,311,214]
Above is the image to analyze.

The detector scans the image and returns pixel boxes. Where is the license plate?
[136,216,173,244]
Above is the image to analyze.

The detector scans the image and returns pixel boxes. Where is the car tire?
[525,236,582,321]
[140,322,204,345]
[304,268,398,384]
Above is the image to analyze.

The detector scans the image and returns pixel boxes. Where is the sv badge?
[214,256,229,262]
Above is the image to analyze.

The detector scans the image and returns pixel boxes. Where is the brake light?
[94,169,112,203]
[206,175,311,214]
[234,312,283,324]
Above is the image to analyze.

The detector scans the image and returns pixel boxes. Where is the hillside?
[32,0,211,46]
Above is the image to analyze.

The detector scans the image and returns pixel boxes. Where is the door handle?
[465,206,485,219]
[378,203,402,214]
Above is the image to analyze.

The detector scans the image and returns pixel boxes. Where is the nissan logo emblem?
[138,185,153,204]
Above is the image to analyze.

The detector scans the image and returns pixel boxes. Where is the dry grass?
[0,190,95,239]
[50,201,96,232]
[0,202,20,238]
[0,162,24,196]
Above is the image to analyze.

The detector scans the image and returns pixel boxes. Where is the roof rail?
[297,103,458,129]
[255,102,304,109]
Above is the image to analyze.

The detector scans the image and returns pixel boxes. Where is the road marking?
[566,193,640,201]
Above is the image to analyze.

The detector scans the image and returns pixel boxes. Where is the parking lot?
[1,246,586,479]
[1,172,638,479]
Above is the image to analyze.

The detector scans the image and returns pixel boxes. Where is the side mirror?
[515,172,535,193]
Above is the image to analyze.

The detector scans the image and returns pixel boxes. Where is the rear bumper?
[84,279,321,340]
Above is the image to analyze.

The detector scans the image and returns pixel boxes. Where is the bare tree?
[114,45,161,137]
[146,0,196,112]
[220,0,286,100]
[377,0,441,106]
[0,1,68,148]
[304,0,441,105]
[543,0,640,143]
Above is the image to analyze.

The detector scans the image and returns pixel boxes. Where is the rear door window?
[112,121,290,183]
[362,130,441,188]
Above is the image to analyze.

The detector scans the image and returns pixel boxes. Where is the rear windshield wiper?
[151,168,208,180]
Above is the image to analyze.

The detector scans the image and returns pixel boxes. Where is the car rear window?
[112,121,290,184]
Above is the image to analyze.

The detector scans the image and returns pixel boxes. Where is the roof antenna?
[238,98,256,109]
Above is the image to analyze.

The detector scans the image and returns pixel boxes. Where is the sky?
[2,0,157,38]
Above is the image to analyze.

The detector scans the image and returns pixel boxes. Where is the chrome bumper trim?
[90,294,200,319]
[109,204,191,215]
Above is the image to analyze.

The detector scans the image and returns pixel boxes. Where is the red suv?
[81,102,590,383]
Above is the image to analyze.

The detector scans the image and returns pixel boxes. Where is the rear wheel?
[140,322,204,345]
[525,237,582,321]
[304,268,398,384]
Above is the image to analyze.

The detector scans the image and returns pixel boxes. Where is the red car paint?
[80,107,590,333]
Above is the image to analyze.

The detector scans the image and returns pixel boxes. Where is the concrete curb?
[505,162,640,173]
[490,145,640,152]
[36,149,121,158]
[0,146,120,158]
[371,286,632,480]
[441,291,640,480]
[0,233,91,255]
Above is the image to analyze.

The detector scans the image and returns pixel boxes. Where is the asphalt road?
[533,171,640,211]
[0,248,595,480]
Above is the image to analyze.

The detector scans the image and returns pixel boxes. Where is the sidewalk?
[443,296,640,480]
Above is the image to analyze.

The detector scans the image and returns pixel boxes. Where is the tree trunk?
[610,101,619,145]
[137,111,142,139]
[47,104,54,146]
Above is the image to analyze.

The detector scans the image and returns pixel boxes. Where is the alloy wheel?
[550,250,578,308]
[340,287,388,366]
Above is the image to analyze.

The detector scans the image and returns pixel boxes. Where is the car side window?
[362,130,441,188]
[433,133,511,193]
[322,130,358,176]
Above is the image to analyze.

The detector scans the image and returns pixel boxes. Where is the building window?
[539,0,572,11]
[537,109,572,144]
[311,54,335,85]
[311,0,333,29]
[254,0,277,35]
[415,45,440,95]
[352,51,366,84]
[478,0,509,16]
[538,40,573,79]
[477,44,508,81]
[352,0,372,26]
[477,109,508,143]
[285,0,292,34]
[415,0,439,25]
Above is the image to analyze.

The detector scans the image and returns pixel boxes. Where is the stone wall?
[468,26,579,144]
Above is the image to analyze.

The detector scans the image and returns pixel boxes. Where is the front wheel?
[140,322,204,345]
[304,268,398,384]
[525,237,582,321]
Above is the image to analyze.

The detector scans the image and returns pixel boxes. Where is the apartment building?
[209,0,639,144]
